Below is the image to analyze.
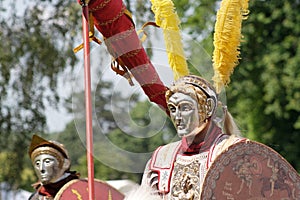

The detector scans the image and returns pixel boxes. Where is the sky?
[3,0,213,133]
[45,26,174,133]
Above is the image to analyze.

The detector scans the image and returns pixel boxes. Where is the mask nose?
[39,163,45,174]
[174,109,182,125]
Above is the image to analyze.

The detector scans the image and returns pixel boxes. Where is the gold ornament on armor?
[171,160,200,199]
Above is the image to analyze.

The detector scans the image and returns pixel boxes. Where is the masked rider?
[28,135,79,200]
[142,75,246,199]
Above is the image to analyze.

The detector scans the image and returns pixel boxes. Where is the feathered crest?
[149,0,189,80]
[212,0,250,93]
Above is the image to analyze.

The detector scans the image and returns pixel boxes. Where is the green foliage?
[51,122,87,167]
[108,100,176,151]
[0,152,18,186]
[20,167,37,192]
[48,85,176,184]
[0,0,81,189]
[173,0,217,39]
[227,0,300,171]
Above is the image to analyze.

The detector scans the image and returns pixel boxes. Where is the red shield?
[201,141,300,199]
[55,179,124,200]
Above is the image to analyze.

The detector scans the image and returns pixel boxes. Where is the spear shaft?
[81,1,95,199]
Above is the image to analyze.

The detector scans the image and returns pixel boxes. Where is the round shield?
[55,179,125,200]
[201,141,300,200]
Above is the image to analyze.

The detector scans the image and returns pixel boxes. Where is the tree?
[174,0,217,40]
[228,0,300,171]
[49,77,176,184]
[105,100,176,182]
[0,0,81,188]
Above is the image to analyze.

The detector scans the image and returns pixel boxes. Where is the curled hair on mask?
[166,82,208,122]
[166,82,207,107]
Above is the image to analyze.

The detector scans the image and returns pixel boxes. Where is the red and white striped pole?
[81,1,95,199]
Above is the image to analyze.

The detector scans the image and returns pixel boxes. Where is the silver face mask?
[166,75,218,139]
[33,154,66,185]
[168,92,200,137]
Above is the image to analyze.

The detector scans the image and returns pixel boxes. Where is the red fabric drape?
[79,0,168,111]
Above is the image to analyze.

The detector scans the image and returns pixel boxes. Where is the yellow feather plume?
[149,0,189,80]
[212,0,249,93]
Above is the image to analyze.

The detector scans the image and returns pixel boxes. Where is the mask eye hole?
[168,104,176,113]
[180,103,193,112]
[44,158,53,165]
[35,161,40,167]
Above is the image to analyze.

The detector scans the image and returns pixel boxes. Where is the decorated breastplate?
[170,153,208,200]
[148,134,245,198]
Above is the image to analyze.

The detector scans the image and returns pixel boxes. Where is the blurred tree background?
[0,0,81,191]
[0,0,299,193]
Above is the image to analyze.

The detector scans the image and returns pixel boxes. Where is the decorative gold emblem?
[171,158,201,199]
[108,190,112,200]
[71,189,83,200]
